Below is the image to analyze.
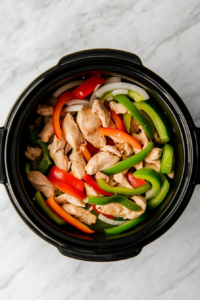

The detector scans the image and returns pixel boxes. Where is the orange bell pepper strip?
[82,174,114,196]
[109,110,126,132]
[47,175,86,200]
[48,166,85,192]
[81,144,92,162]
[46,196,94,234]
[100,128,142,150]
[72,75,105,99]
[53,91,72,141]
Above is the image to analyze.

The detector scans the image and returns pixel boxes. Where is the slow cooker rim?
[2,49,199,259]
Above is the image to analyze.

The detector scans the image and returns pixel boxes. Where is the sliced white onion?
[112,88,128,96]
[98,214,128,225]
[89,84,101,108]
[95,82,149,100]
[62,105,84,112]
[103,77,121,85]
[53,80,85,98]
[106,96,113,101]
[66,99,90,106]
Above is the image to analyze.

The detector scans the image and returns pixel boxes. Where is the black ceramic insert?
[1,49,200,262]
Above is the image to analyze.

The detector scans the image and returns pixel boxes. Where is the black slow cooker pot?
[1,49,200,262]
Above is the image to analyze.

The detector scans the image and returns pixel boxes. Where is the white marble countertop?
[0,0,200,299]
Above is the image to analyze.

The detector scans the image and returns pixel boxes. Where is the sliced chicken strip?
[62,204,96,225]
[132,125,149,147]
[77,106,106,149]
[117,142,134,157]
[37,105,66,117]
[27,171,57,198]
[145,148,163,162]
[62,113,86,151]
[70,151,86,179]
[154,131,162,145]
[134,161,144,170]
[144,160,161,172]
[96,195,146,220]
[95,172,109,183]
[168,170,174,179]
[84,183,100,197]
[130,117,140,134]
[108,175,118,187]
[101,145,122,156]
[48,135,71,171]
[85,152,120,175]
[113,173,133,189]
[39,117,54,143]
[109,101,128,114]
[25,146,42,161]
[55,194,85,207]
[64,142,72,155]
[92,99,113,128]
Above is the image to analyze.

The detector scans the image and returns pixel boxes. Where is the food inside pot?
[25,75,175,235]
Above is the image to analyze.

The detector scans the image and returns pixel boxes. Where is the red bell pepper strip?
[86,143,99,156]
[109,110,126,132]
[72,75,105,99]
[89,204,114,219]
[46,196,94,234]
[104,100,110,110]
[81,144,92,162]
[48,166,84,192]
[47,175,86,200]
[106,137,115,146]
[126,172,146,188]
[82,174,114,196]
[53,91,72,141]
[100,128,142,150]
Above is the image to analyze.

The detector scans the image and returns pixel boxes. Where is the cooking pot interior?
[10,70,186,243]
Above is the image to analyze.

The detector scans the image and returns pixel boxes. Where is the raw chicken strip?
[101,145,122,156]
[84,183,100,196]
[117,142,134,157]
[55,194,85,207]
[48,135,71,171]
[85,152,120,175]
[62,113,85,151]
[62,204,96,225]
[109,101,128,114]
[25,146,42,161]
[39,117,54,143]
[132,125,149,147]
[27,171,57,198]
[92,99,113,127]
[70,151,86,179]
[77,106,106,149]
[113,172,133,189]
[95,172,109,183]
[145,148,163,163]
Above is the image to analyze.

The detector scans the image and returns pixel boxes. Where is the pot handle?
[58,246,142,261]
[195,127,200,184]
[0,127,6,184]
[58,49,142,66]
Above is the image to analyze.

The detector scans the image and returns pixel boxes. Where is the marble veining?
[0,0,200,299]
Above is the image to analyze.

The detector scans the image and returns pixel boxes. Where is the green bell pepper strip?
[34,191,67,225]
[88,195,141,211]
[104,212,148,235]
[134,100,172,144]
[30,129,41,146]
[103,141,154,175]
[123,112,132,133]
[128,90,143,102]
[57,190,64,196]
[25,162,31,175]
[113,95,154,140]
[134,168,162,200]
[141,110,156,133]
[160,144,174,174]
[37,140,52,174]
[97,179,151,196]
[148,174,170,210]
[100,91,113,101]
